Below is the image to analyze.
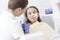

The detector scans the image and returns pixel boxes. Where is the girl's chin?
[31,21,36,23]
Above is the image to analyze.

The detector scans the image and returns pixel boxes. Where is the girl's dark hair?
[25,6,42,23]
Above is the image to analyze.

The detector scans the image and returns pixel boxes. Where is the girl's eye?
[33,11,36,14]
[29,12,31,15]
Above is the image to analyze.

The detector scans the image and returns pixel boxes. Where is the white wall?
[0,0,8,11]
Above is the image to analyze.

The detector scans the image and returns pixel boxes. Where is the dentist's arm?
[12,23,24,40]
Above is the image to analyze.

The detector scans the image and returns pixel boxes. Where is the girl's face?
[27,8,39,23]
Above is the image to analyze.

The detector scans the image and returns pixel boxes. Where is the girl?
[25,6,58,40]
